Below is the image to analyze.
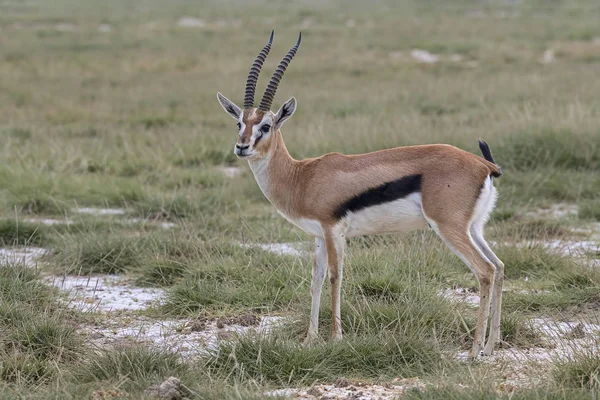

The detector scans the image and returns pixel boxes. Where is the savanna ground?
[1,0,600,398]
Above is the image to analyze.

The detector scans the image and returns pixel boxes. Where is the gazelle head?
[217,31,301,160]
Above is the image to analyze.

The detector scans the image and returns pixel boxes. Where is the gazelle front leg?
[304,237,327,346]
[324,228,346,341]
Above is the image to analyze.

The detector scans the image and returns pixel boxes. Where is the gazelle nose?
[235,144,250,151]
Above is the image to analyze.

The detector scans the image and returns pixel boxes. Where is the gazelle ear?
[274,97,297,131]
[217,92,242,120]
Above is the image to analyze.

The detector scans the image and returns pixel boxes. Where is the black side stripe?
[333,174,422,220]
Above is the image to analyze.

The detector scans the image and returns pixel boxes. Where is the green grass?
[1,0,600,398]
[578,199,600,221]
[0,263,81,384]
[554,352,600,389]
[209,333,452,385]
[0,219,48,247]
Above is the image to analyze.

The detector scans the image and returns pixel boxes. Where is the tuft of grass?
[0,352,54,385]
[75,345,188,390]
[0,264,57,309]
[9,315,80,361]
[503,287,600,313]
[497,245,578,280]
[161,242,307,315]
[499,312,543,348]
[0,219,48,246]
[208,333,452,385]
[49,233,143,274]
[0,263,83,385]
[578,199,600,221]
[492,219,577,241]
[554,351,600,389]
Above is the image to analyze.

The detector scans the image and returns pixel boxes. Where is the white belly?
[345,192,428,237]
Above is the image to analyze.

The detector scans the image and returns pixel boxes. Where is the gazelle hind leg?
[471,223,504,356]
[470,178,504,355]
[426,218,495,359]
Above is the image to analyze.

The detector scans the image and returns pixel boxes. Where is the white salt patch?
[541,49,556,64]
[0,247,47,267]
[125,218,176,229]
[74,207,126,215]
[220,166,242,178]
[177,17,205,28]
[456,318,600,372]
[410,49,439,64]
[24,218,73,226]
[265,378,425,399]
[87,315,285,358]
[55,23,75,32]
[503,239,600,258]
[48,275,165,312]
[438,287,480,306]
[466,9,486,18]
[300,17,313,29]
[240,242,306,257]
[98,24,112,33]
[526,203,578,218]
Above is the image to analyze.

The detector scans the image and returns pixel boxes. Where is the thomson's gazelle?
[217,32,504,359]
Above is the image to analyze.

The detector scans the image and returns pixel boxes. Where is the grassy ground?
[1,0,600,398]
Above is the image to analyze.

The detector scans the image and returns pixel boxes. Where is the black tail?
[478,140,502,178]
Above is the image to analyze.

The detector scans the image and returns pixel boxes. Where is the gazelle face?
[235,109,273,159]
[217,93,297,161]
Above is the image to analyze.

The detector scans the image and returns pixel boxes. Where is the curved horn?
[258,32,301,112]
[244,30,274,109]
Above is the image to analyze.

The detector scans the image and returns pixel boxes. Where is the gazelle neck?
[247,131,301,216]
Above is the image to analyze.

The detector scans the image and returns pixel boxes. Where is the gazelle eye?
[261,125,271,134]
[237,122,241,130]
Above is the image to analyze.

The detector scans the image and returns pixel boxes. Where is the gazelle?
[216,31,504,359]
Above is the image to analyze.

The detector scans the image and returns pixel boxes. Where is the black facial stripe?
[333,174,422,220]
[254,133,262,147]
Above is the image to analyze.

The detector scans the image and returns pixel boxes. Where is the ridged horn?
[258,32,301,111]
[244,30,274,109]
